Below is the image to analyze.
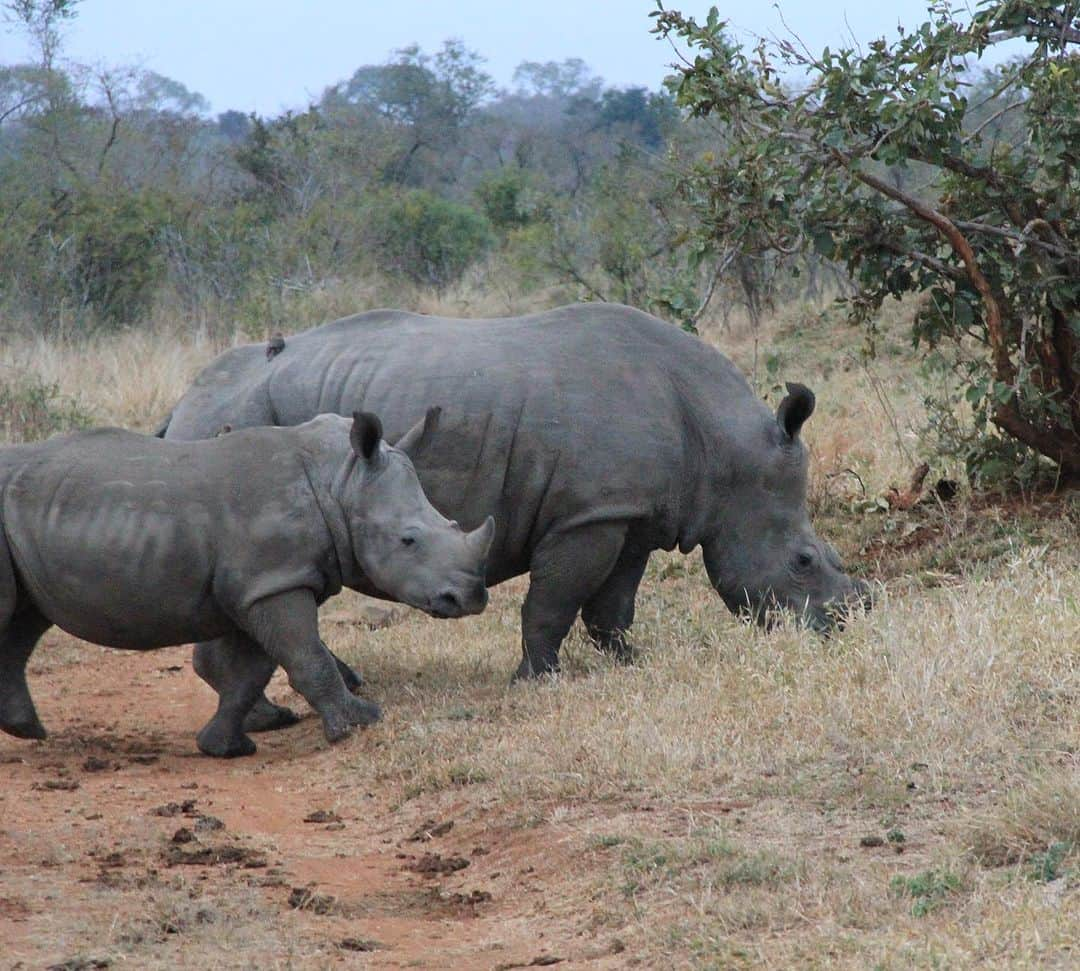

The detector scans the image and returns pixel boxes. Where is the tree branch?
[832,149,1015,387]
[0,93,46,126]
[691,245,739,325]
[986,25,1080,46]
[877,239,968,283]
[964,99,1025,143]
[953,219,1078,262]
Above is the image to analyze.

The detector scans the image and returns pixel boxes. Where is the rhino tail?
[152,411,173,438]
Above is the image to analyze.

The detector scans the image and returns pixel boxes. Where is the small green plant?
[447,764,490,786]
[0,370,93,443]
[890,868,964,917]
[1027,842,1073,884]
[589,834,626,849]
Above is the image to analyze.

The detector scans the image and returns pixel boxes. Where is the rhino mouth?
[425,584,488,619]
[726,591,850,634]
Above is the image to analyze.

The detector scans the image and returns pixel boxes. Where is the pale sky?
[1,1,979,116]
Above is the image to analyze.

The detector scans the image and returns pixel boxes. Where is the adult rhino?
[159,303,868,682]
[0,412,493,756]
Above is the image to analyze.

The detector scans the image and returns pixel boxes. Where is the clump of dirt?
[494,955,565,969]
[33,778,80,791]
[339,936,382,952]
[302,809,340,824]
[163,844,267,868]
[46,958,111,971]
[150,799,198,817]
[287,885,340,915]
[405,852,470,876]
[0,895,33,920]
[442,889,493,906]
[407,818,455,841]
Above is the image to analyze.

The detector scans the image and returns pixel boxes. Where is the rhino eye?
[795,551,815,570]
[401,536,416,547]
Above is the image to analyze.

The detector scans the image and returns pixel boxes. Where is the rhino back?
[264,304,757,569]
[1,427,333,647]
[165,343,273,440]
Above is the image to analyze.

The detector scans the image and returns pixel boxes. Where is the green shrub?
[367,189,492,289]
[68,189,172,325]
[0,370,93,443]
[475,168,543,231]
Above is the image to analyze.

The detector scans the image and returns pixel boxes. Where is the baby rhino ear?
[350,411,383,461]
[776,382,815,440]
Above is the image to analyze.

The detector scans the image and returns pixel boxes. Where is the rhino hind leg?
[193,634,277,757]
[580,545,650,664]
[332,646,364,694]
[243,695,302,733]
[243,590,381,745]
[0,607,51,741]
[515,522,630,681]
[194,638,300,734]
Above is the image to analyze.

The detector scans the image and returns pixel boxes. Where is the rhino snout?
[428,579,488,619]
[820,578,873,630]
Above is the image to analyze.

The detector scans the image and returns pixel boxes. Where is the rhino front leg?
[244,590,381,745]
[515,522,629,681]
[193,638,361,734]
[0,606,51,741]
[580,544,650,664]
[194,633,277,757]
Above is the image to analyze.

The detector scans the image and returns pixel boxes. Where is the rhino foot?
[321,696,382,745]
[0,684,47,739]
[0,713,47,740]
[334,655,364,694]
[243,696,301,733]
[511,657,561,683]
[196,724,257,758]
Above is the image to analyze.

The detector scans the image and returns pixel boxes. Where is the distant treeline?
[1,25,720,335]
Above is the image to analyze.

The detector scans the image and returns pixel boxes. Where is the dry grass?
[0,329,222,433]
[2,291,1077,968]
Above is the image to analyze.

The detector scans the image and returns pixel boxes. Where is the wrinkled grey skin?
[160,303,867,682]
[0,412,494,756]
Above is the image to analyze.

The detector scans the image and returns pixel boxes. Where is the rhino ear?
[776,382,815,440]
[395,406,441,459]
[350,411,383,461]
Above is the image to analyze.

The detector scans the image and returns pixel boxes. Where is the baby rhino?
[0,410,493,757]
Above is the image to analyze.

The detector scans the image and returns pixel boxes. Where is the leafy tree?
[594,86,678,148]
[514,149,699,318]
[132,71,209,116]
[653,1,1080,483]
[512,58,603,101]
[325,40,494,185]
[216,109,250,141]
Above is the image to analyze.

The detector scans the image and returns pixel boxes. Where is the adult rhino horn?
[395,406,442,458]
[468,516,496,561]
[777,382,815,439]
